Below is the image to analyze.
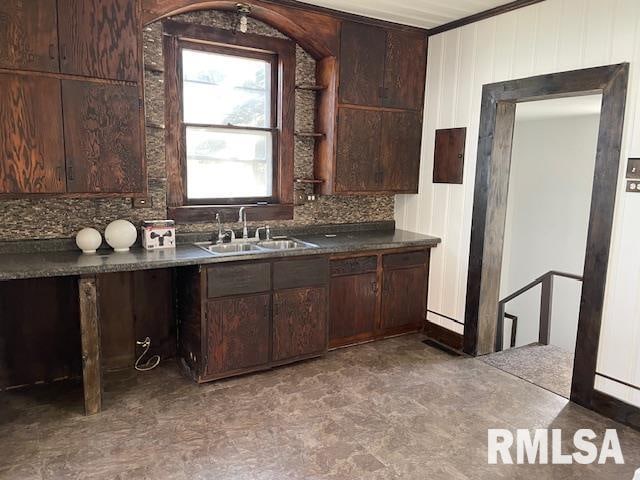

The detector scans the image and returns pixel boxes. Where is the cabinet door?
[329,272,378,347]
[0,74,65,194]
[57,0,140,81]
[273,287,327,362]
[339,22,386,106]
[205,294,270,375]
[383,30,427,110]
[380,265,428,333]
[0,0,59,72]
[380,110,422,192]
[62,80,143,194]
[335,107,382,192]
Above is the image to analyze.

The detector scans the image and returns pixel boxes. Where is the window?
[182,47,276,203]
[163,22,296,221]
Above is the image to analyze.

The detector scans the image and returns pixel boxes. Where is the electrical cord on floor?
[135,337,160,372]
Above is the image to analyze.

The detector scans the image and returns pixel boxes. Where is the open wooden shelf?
[295,132,326,138]
[295,84,327,91]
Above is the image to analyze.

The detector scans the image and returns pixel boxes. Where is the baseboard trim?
[590,390,640,432]
[424,320,464,352]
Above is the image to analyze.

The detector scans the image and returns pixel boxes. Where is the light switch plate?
[626,158,640,179]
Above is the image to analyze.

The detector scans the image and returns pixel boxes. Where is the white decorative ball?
[104,220,137,252]
[75,228,102,254]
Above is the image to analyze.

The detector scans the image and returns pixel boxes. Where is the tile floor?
[1,334,639,479]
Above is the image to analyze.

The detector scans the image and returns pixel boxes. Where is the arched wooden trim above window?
[142,0,339,59]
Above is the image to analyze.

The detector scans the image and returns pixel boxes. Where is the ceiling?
[295,0,515,29]
[515,95,603,121]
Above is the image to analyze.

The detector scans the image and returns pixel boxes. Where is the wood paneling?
[0,0,59,72]
[0,277,80,390]
[205,294,271,374]
[62,80,143,194]
[207,262,271,298]
[98,272,135,371]
[335,107,382,192]
[433,128,466,184]
[58,0,140,81]
[381,264,428,332]
[339,22,386,106]
[383,30,427,110]
[273,287,327,362]
[383,250,429,269]
[0,73,65,194]
[380,110,422,192]
[329,272,377,347]
[272,257,329,290]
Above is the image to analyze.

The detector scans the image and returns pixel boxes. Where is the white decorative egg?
[104,220,137,252]
[75,228,102,254]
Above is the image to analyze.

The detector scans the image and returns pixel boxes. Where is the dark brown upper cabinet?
[383,30,427,110]
[335,107,382,192]
[0,73,66,194]
[335,108,422,193]
[380,111,422,191]
[0,0,59,73]
[339,21,427,111]
[433,128,466,184]
[62,80,143,194]
[57,0,140,82]
[339,22,387,106]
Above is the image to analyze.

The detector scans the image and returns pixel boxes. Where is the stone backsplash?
[0,10,394,242]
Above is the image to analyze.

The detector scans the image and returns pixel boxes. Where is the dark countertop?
[0,230,440,281]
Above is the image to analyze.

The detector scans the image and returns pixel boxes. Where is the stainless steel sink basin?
[257,239,317,250]
[195,242,265,256]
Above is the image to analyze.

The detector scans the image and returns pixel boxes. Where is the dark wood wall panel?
[0,73,66,194]
[0,0,59,72]
[58,0,140,81]
[0,277,81,390]
[62,80,143,194]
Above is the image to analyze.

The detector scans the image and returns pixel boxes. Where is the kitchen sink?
[258,239,317,250]
[195,237,317,255]
[195,242,266,256]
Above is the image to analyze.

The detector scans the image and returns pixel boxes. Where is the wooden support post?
[539,275,553,345]
[78,275,102,415]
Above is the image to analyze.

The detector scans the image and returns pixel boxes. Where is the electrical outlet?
[132,197,152,208]
[626,180,640,193]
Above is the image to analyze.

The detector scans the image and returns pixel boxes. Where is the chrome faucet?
[238,207,248,239]
[215,213,236,244]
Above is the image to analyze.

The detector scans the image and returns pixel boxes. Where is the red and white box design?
[142,220,176,250]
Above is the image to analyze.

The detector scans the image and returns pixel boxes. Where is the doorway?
[480,95,602,398]
[463,64,629,410]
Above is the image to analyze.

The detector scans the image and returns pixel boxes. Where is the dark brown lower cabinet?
[329,248,430,347]
[205,294,271,376]
[177,257,329,383]
[380,264,428,334]
[273,287,327,362]
[329,271,378,347]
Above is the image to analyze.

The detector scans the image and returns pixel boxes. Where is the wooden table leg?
[79,275,102,415]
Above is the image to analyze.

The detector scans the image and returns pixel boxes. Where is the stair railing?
[496,270,583,351]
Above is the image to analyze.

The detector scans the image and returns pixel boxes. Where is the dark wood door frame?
[464,64,630,410]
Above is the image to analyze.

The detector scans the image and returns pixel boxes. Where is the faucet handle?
[266,225,271,240]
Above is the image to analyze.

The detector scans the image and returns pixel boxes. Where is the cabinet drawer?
[330,256,377,276]
[383,250,428,269]
[207,262,271,298]
[273,257,329,290]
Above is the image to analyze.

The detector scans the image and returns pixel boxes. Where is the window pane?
[182,49,271,128]
[186,127,273,200]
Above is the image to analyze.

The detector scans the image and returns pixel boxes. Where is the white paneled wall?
[395,0,640,407]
